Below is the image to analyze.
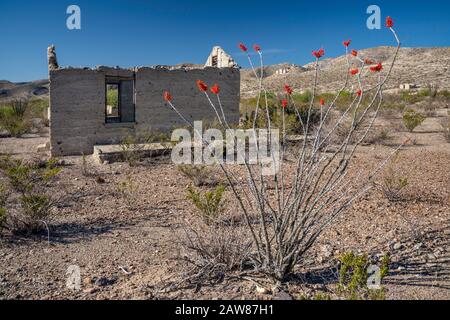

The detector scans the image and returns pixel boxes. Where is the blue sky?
[0,0,449,82]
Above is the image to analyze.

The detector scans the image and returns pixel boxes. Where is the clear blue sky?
[1,0,449,82]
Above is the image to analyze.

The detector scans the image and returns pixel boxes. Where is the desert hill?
[1,47,449,102]
[241,46,450,97]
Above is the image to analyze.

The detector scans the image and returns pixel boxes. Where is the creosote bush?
[0,156,61,235]
[402,108,426,132]
[178,165,219,187]
[338,252,389,300]
[186,185,226,225]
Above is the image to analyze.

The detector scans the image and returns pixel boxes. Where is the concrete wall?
[49,66,240,156]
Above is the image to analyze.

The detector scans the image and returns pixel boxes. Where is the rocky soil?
[0,109,449,300]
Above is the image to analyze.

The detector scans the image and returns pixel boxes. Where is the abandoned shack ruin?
[49,46,240,157]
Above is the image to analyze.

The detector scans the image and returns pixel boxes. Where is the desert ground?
[0,103,449,300]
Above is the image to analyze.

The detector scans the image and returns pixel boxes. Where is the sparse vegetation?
[403,109,426,132]
[440,111,450,143]
[119,128,171,166]
[0,156,61,235]
[0,100,31,137]
[117,174,138,209]
[178,165,219,187]
[186,185,226,225]
[378,152,410,202]
[338,252,389,300]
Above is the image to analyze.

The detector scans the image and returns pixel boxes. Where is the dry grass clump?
[0,156,61,236]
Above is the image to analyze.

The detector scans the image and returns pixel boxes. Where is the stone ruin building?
[48,46,240,157]
[204,46,238,68]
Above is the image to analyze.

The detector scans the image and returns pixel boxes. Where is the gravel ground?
[0,117,449,300]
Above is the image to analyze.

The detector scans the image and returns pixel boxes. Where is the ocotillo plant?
[163,17,403,281]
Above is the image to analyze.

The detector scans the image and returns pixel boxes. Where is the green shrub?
[0,100,31,137]
[0,156,61,235]
[187,185,226,225]
[401,92,422,104]
[403,109,426,132]
[438,90,450,99]
[338,252,389,300]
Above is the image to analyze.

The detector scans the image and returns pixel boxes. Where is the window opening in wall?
[105,78,135,124]
[106,83,120,121]
[212,55,218,67]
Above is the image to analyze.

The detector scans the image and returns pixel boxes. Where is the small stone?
[83,277,92,286]
[397,266,405,272]
[273,291,293,301]
[393,243,403,250]
[83,288,97,294]
[427,254,437,261]
[256,286,270,295]
[413,243,424,250]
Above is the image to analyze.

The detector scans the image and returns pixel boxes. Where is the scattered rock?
[83,288,98,294]
[256,286,270,295]
[393,243,403,250]
[273,290,293,301]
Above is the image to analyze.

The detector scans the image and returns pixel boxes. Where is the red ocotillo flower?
[356,89,362,97]
[281,99,288,109]
[350,68,359,76]
[312,48,325,59]
[196,80,208,92]
[370,63,383,72]
[253,44,261,52]
[239,43,248,52]
[163,91,172,102]
[386,16,394,28]
[343,40,351,47]
[320,98,326,106]
[210,84,220,95]
[284,84,293,95]
[351,49,358,57]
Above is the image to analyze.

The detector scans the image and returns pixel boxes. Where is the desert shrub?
[116,174,138,209]
[377,152,409,202]
[0,156,61,235]
[338,252,389,300]
[402,109,426,132]
[440,112,450,143]
[438,90,450,99]
[0,100,32,137]
[178,165,219,187]
[401,91,422,104]
[417,86,438,99]
[180,219,252,284]
[364,128,391,145]
[186,185,226,225]
[0,184,8,233]
[119,128,171,166]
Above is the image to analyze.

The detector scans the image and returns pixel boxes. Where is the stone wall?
[49,66,240,156]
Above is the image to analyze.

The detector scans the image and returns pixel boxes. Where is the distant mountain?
[2,47,449,102]
[0,80,49,102]
[241,46,450,97]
